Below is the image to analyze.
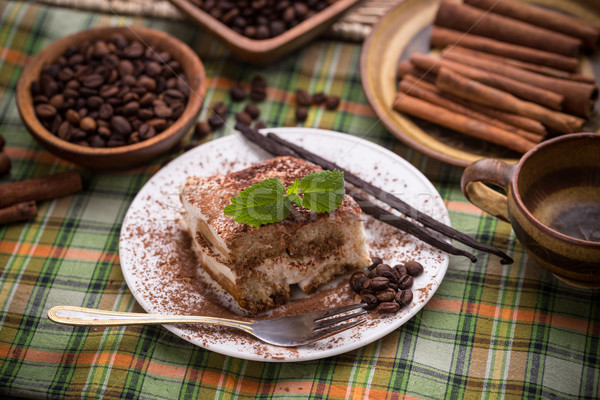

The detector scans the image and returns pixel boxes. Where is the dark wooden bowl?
[167,0,362,64]
[16,26,206,170]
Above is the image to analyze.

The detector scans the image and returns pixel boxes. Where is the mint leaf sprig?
[223,170,345,227]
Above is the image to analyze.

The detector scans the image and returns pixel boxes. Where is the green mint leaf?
[299,170,345,213]
[223,177,291,227]
[286,178,303,208]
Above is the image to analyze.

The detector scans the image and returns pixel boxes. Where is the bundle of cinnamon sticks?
[394,0,599,153]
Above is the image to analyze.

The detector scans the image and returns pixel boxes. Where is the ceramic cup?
[461,132,600,288]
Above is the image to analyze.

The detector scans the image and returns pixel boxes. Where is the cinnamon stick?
[445,47,595,84]
[394,92,536,153]
[0,171,82,209]
[442,47,599,117]
[396,60,436,83]
[410,53,564,110]
[0,201,37,225]
[434,1,583,57]
[464,0,600,51]
[399,77,543,143]
[430,26,580,72]
[402,74,547,135]
[436,67,585,134]
[263,131,514,265]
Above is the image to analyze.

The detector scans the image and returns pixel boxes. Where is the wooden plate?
[360,0,600,167]
[167,0,362,64]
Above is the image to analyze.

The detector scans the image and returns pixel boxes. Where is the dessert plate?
[119,128,450,362]
[360,0,600,167]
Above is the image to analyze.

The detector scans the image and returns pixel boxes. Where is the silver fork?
[48,303,367,347]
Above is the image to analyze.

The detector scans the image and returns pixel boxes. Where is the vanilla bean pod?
[265,132,513,264]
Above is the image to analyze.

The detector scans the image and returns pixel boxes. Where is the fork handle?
[48,305,254,334]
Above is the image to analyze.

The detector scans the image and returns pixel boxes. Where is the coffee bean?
[0,152,11,176]
[80,117,97,132]
[86,96,104,110]
[230,85,246,102]
[350,271,368,293]
[394,264,408,277]
[208,114,226,129]
[397,275,414,290]
[378,302,400,313]
[405,260,424,277]
[145,61,162,77]
[374,264,399,282]
[376,288,397,303]
[249,86,266,101]
[254,120,267,130]
[212,101,228,116]
[89,135,106,147]
[235,111,252,126]
[82,73,104,88]
[369,276,390,291]
[244,104,260,120]
[139,124,156,140]
[251,75,267,89]
[395,289,413,306]
[370,256,383,268]
[111,115,132,136]
[65,109,80,125]
[312,92,326,104]
[295,107,308,122]
[98,103,114,120]
[195,121,212,139]
[361,294,378,310]
[57,121,71,140]
[295,89,313,107]
[325,95,340,110]
[35,104,57,119]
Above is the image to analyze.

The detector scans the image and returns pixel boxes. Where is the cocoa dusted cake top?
[179,156,363,244]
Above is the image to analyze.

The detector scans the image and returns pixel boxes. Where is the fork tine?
[309,318,366,342]
[313,309,368,331]
[313,303,366,322]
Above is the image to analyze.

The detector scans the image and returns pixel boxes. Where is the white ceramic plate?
[119,128,450,362]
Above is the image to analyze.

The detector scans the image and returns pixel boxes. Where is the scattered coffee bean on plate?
[31,34,189,148]
[230,85,247,102]
[295,89,313,107]
[350,257,425,313]
[325,95,340,110]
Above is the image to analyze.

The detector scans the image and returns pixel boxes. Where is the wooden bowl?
[16,26,206,170]
[167,0,361,64]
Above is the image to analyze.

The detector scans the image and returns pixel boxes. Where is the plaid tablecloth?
[1,1,599,399]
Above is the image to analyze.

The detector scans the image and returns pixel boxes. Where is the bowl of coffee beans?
[16,26,206,169]
[167,0,362,64]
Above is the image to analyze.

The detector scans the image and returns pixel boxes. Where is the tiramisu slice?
[179,156,371,313]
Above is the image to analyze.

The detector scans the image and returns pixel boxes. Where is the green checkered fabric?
[1,1,599,399]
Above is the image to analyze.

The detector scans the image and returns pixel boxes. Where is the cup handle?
[460,159,516,222]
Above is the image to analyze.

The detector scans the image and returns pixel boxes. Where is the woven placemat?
[31,0,400,42]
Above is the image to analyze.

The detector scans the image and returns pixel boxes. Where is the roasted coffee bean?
[369,276,390,292]
[98,103,114,120]
[138,108,154,120]
[57,121,71,140]
[145,61,162,77]
[33,95,49,105]
[368,256,383,270]
[82,73,104,88]
[378,302,400,313]
[376,288,397,303]
[80,116,97,132]
[49,94,65,110]
[395,289,413,306]
[405,260,424,277]
[154,105,172,119]
[312,92,326,104]
[230,85,246,102]
[235,111,252,126]
[212,101,228,116]
[99,85,119,98]
[325,95,340,110]
[147,118,167,131]
[295,89,313,107]
[397,275,414,290]
[70,128,88,141]
[86,96,104,110]
[111,115,132,136]
[349,271,368,293]
[251,75,267,89]
[0,152,11,176]
[195,121,212,139]
[394,264,408,277]
[244,104,260,120]
[65,109,80,125]
[89,134,106,147]
[295,107,308,122]
[208,114,226,129]
[139,92,155,107]
[374,264,399,282]
[361,294,378,310]
[35,104,57,119]
[139,124,156,140]
[249,86,266,101]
